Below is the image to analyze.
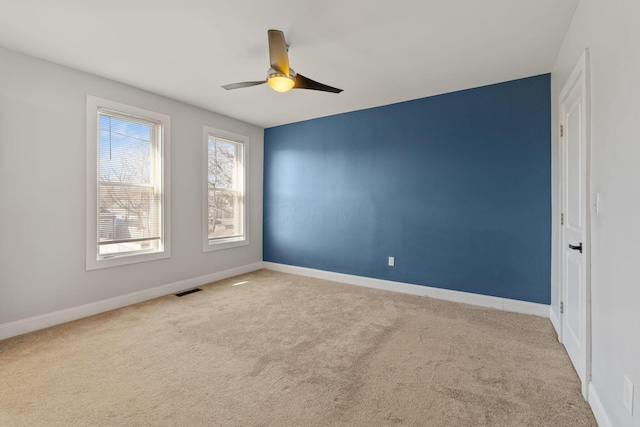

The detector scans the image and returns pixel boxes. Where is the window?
[86,96,170,269]
[203,127,248,251]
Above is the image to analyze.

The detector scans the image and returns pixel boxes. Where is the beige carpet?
[0,269,596,426]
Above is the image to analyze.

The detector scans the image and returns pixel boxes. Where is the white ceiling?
[0,0,579,128]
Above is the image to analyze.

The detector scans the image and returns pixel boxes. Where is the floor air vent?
[175,288,202,297]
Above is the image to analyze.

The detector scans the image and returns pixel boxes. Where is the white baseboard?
[0,262,264,341]
[262,262,550,318]
[588,382,613,427]
[0,261,550,341]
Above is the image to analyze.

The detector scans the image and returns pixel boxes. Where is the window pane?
[209,139,236,189]
[98,111,161,256]
[99,115,152,184]
[208,136,243,241]
[208,190,241,239]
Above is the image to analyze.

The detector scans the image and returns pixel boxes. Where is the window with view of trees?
[98,110,162,256]
[203,128,247,251]
[86,96,170,269]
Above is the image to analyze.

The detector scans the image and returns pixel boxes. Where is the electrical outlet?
[624,375,634,415]
[388,256,395,267]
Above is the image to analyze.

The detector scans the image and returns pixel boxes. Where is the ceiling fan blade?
[221,80,266,90]
[268,29,290,76]
[293,73,343,93]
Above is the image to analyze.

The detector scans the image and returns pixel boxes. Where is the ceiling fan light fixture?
[267,69,295,92]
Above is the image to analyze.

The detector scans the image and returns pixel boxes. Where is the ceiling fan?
[222,29,343,94]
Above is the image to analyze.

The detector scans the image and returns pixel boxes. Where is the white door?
[559,50,590,399]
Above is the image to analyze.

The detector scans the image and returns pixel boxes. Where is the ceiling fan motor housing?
[268,67,296,81]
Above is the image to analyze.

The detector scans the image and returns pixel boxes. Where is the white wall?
[552,1,640,425]
[0,47,263,328]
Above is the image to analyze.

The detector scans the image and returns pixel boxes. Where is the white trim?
[263,262,550,318]
[202,126,249,253]
[550,307,561,338]
[86,95,172,270]
[588,383,613,427]
[0,262,263,341]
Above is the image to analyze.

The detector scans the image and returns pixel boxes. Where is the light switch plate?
[388,256,395,267]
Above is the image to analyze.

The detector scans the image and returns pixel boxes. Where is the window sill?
[86,249,170,271]
[203,236,249,253]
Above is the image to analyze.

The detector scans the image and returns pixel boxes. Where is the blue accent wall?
[264,74,551,304]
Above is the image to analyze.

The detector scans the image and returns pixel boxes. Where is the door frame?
[557,48,592,399]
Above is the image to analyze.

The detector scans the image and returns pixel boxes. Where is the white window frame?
[86,95,171,270]
[202,126,249,252]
